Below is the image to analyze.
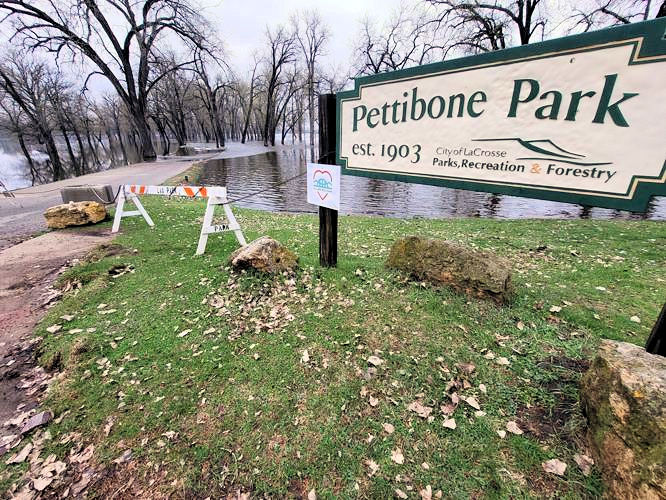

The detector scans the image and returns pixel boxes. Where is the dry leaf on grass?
[395,488,408,499]
[443,418,456,430]
[574,454,594,476]
[506,421,523,435]
[407,401,433,418]
[420,485,433,500]
[365,459,379,477]
[177,329,191,338]
[307,488,316,500]
[382,423,395,434]
[464,396,480,410]
[391,448,404,465]
[301,350,310,363]
[542,458,567,476]
[367,355,383,367]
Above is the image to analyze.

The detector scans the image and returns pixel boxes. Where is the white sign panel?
[307,163,341,210]
[337,19,666,212]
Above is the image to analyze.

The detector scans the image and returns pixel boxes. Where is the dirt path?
[0,229,112,437]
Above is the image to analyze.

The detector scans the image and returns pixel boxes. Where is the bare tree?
[240,56,260,144]
[568,0,659,31]
[0,0,217,162]
[352,8,448,75]
[0,56,64,180]
[262,26,296,147]
[424,0,547,52]
[294,10,328,161]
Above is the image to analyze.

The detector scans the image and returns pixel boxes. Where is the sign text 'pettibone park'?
[337,18,666,212]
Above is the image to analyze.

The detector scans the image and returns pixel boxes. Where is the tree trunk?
[133,114,156,161]
[308,70,315,161]
[61,126,79,176]
[17,132,38,185]
[43,131,64,181]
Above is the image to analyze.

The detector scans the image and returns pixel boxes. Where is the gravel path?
[0,141,280,251]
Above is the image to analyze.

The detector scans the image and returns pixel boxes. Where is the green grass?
[2,197,664,498]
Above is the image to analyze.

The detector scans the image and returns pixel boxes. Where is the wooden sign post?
[318,93,338,267]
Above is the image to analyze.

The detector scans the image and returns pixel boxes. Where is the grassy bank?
[3,198,664,498]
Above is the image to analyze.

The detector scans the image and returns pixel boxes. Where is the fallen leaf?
[367,355,383,367]
[307,488,316,500]
[46,325,61,334]
[420,485,433,500]
[104,416,115,436]
[391,448,404,465]
[6,443,32,464]
[574,454,594,476]
[369,396,379,407]
[407,401,433,418]
[113,449,133,464]
[464,396,480,410]
[549,306,562,313]
[497,430,506,438]
[506,421,523,435]
[479,384,487,393]
[443,418,456,429]
[33,476,54,491]
[301,350,310,363]
[496,357,510,366]
[395,488,408,499]
[630,315,641,323]
[21,411,53,434]
[542,458,567,476]
[366,459,379,477]
[455,362,475,375]
[383,423,395,434]
[177,329,191,338]
[70,444,94,463]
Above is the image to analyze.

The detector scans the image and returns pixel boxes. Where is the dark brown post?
[645,302,666,356]
[318,93,338,267]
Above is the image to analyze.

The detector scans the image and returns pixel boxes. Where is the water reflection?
[198,149,665,220]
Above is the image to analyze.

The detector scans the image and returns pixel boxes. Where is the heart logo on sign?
[313,169,333,200]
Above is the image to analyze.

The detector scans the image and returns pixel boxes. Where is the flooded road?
[199,148,666,220]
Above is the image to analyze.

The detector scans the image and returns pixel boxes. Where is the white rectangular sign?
[337,19,666,212]
[307,163,341,210]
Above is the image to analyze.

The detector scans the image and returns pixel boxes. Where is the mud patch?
[517,356,589,447]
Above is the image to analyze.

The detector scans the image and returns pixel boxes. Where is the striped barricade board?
[111,184,246,255]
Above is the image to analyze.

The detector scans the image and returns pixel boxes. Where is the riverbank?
[1,198,663,497]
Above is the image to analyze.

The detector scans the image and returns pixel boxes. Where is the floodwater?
[198,149,666,220]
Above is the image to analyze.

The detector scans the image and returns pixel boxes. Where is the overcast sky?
[200,0,408,76]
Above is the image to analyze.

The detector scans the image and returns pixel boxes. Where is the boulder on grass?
[386,236,513,303]
[580,340,666,499]
[229,236,298,274]
[44,201,107,229]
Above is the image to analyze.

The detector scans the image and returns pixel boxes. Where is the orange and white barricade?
[111,184,246,255]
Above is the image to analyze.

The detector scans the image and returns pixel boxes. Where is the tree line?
[0,0,663,186]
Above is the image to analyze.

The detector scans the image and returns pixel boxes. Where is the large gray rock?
[43,201,107,229]
[386,236,513,303]
[581,340,666,499]
[229,236,298,274]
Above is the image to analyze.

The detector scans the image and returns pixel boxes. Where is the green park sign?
[337,18,666,212]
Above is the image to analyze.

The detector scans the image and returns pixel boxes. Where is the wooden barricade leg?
[111,190,154,233]
[196,196,247,255]
[111,191,126,233]
[222,202,247,246]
